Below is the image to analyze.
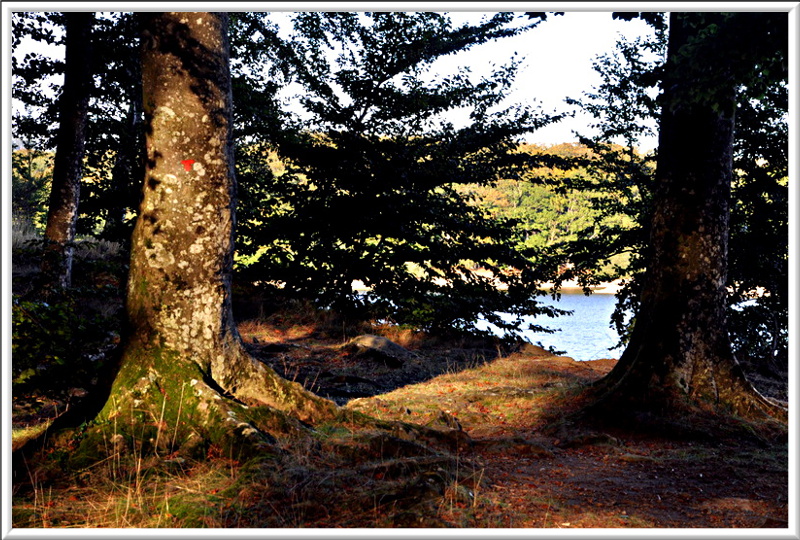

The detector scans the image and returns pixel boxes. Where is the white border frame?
[2,3,798,539]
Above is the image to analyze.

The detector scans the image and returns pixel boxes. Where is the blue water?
[476,292,626,361]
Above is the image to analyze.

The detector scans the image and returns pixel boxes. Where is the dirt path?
[342,346,789,528]
[12,332,788,529]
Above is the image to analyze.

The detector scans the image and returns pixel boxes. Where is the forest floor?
[10,312,790,530]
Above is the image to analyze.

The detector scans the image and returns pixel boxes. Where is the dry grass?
[346,346,599,432]
[12,416,481,528]
[237,319,313,344]
[237,299,374,345]
[11,316,788,530]
[12,222,122,260]
[12,336,554,529]
[12,224,124,291]
[11,422,53,453]
[14,453,241,528]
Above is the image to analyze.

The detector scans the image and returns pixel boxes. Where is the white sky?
[269,10,661,151]
[438,11,661,150]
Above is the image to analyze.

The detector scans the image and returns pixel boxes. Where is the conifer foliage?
[233,12,565,335]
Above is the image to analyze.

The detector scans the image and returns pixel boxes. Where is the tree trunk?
[40,12,94,292]
[591,13,785,422]
[83,12,334,463]
[102,61,144,244]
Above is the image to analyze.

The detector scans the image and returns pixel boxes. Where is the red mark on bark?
[181,159,195,171]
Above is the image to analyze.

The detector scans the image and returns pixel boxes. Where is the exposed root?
[549,373,789,447]
[58,336,340,472]
[211,337,338,424]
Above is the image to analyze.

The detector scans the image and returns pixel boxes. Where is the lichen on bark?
[78,12,336,464]
[586,13,786,426]
[40,12,94,293]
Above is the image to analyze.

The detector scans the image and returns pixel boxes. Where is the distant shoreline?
[352,276,626,295]
[540,279,624,295]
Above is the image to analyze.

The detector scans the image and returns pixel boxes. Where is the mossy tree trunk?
[592,13,785,422]
[85,12,335,463]
[40,12,94,292]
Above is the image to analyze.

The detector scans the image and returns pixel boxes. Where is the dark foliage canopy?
[232,12,566,335]
[10,10,787,352]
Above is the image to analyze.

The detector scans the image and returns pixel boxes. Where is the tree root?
[550,375,788,447]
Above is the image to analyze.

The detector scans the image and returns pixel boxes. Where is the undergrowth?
[13,409,484,528]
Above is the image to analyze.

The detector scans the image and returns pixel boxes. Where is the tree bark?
[102,57,144,244]
[40,12,94,292]
[591,13,785,422]
[83,12,334,462]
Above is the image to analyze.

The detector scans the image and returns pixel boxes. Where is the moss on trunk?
[73,336,335,469]
[73,13,337,468]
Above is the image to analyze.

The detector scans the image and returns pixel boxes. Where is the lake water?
[476,292,626,361]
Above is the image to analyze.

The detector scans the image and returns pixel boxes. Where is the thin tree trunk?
[102,67,144,244]
[40,12,94,292]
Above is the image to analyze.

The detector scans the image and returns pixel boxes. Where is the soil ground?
[11,318,789,529]
[343,350,789,528]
